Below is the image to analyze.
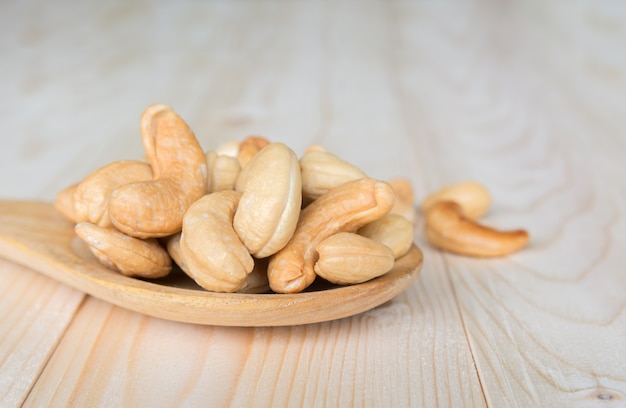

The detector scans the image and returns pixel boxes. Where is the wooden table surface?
[1,1,625,406]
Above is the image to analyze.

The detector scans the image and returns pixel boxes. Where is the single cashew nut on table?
[358,213,414,259]
[180,190,255,293]
[424,201,529,257]
[421,181,491,220]
[108,104,208,238]
[74,222,171,278]
[234,142,302,258]
[73,160,153,228]
[315,232,395,285]
[268,177,396,293]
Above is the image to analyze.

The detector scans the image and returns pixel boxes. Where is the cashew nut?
[54,183,78,223]
[74,222,171,278]
[234,142,302,258]
[164,232,185,271]
[237,135,270,168]
[180,190,255,293]
[108,104,208,238]
[299,150,366,203]
[205,151,241,193]
[388,178,416,224]
[424,201,529,257]
[358,213,414,259]
[303,144,326,154]
[73,160,153,228]
[314,232,395,285]
[166,230,269,293]
[215,139,240,158]
[421,181,491,220]
[267,177,395,293]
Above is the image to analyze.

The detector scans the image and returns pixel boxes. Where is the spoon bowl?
[0,200,423,326]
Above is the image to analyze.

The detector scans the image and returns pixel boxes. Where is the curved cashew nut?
[164,232,185,271]
[234,142,302,258]
[268,177,395,293]
[166,230,268,293]
[180,190,255,293]
[314,232,395,285]
[108,104,208,238]
[74,222,171,278]
[205,151,241,193]
[73,160,153,228]
[424,201,529,257]
[421,181,491,220]
[299,150,366,203]
[358,213,414,259]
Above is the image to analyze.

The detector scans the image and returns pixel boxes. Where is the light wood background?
[1,1,625,406]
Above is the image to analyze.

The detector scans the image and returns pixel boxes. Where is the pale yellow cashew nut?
[205,151,241,193]
[358,213,414,259]
[237,135,270,168]
[268,177,395,293]
[303,144,326,154]
[167,229,268,293]
[108,104,208,238]
[74,222,171,278]
[180,190,255,293]
[314,232,395,285]
[164,232,185,271]
[299,150,366,203]
[234,142,302,258]
[73,160,152,228]
[215,139,240,158]
[421,181,491,220]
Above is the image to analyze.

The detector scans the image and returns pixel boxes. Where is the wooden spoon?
[0,200,423,326]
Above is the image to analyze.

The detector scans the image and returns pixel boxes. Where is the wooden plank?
[25,254,485,407]
[391,1,626,406]
[0,260,83,407]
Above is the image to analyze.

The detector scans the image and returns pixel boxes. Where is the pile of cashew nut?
[55,104,529,295]
[54,104,418,294]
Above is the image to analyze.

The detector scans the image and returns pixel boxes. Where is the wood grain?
[1,0,625,406]
[24,256,485,407]
[392,1,626,406]
[0,260,83,406]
